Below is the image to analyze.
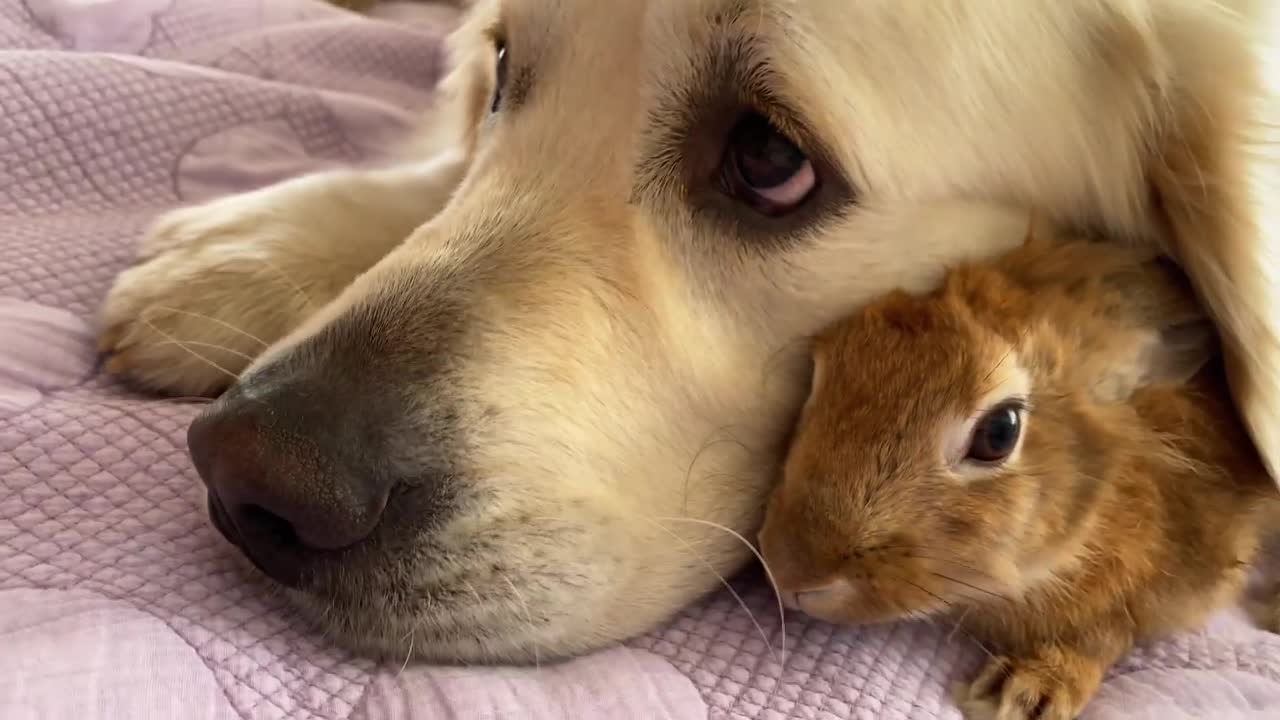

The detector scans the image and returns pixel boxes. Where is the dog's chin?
[282,576,616,665]
[271,520,630,664]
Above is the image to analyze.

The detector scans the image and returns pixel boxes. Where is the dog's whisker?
[680,430,751,517]
[660,514,793,712]
[95,396,214,410]
[654,515,788,666]
[146,305,270,348]
[646,517,778,663]
[257,257,317,309]
[138,316,242,382]
[148,339,257,363]
[397,626,415,676]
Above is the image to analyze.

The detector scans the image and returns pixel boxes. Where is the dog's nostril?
[236,503,301,549]
[228,493,385,553]
[203,466,390,554]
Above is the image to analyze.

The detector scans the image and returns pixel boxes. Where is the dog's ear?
[400,0,495,164]
[1139,4,1280,482]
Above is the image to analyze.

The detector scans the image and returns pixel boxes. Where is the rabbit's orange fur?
[759,221,1280,720]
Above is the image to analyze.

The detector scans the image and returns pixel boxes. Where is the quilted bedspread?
[2,1,1279,718]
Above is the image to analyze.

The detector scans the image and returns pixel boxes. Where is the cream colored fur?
[98,0,1279,662]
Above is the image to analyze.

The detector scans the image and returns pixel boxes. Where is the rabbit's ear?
[1144,318,1217,386]
[1088,259,1218,402]
[1095,258,1213,404]
[1089,318,1216,404]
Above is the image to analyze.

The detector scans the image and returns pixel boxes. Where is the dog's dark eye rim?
[490,39,508,113]
[661,103,851,242]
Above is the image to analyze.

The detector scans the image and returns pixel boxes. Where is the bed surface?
[2,1,1279,718]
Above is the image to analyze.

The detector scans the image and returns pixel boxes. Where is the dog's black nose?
[187,368,397,585]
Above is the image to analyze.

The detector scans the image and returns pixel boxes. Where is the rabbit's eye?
[966,404,1023,463]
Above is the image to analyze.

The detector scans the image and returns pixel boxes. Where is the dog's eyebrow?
[630,12,812,203]
[628,2,855,247]
[629,20,774,198]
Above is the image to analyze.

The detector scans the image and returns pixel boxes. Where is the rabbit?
[757,215,1280,720]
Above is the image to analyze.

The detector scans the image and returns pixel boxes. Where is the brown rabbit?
[757,217,1280,720]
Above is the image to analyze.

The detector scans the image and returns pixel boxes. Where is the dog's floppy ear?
[1139,4,1280,482]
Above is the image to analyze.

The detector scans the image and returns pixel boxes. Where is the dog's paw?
[98,196,319,396]
[955,653,1100,720]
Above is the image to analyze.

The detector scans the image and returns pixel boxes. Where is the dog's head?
[186,0,1277,662]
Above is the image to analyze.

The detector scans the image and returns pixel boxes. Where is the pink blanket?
[2,1,1278,718]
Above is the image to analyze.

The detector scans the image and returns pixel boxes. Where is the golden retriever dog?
[97,0,1279,666]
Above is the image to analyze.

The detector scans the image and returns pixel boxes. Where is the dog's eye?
[490,42,508,113]
[965,404,1023,463]
[719,113,816,216]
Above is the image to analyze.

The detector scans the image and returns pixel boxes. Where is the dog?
[97,0,1280,664]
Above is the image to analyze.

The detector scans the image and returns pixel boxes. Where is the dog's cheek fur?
[442,239,807,646]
